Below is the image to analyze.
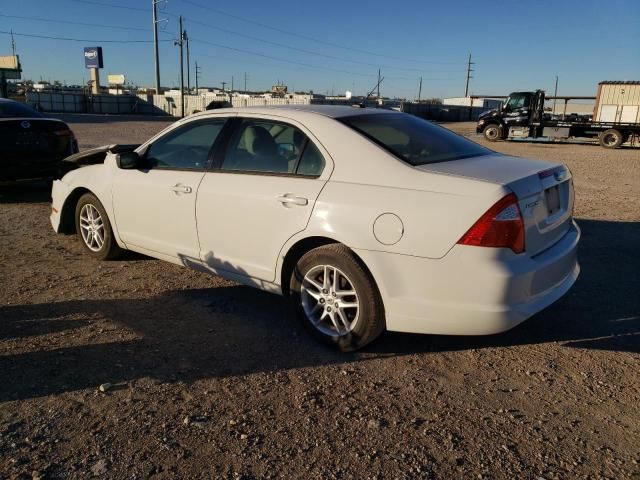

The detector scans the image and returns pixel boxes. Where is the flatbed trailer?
[476,81,640,149]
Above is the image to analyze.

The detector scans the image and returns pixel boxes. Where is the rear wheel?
[289,244,385,351]
[483,123,503,142]
[599,129,624,149]
[75,193,124,260]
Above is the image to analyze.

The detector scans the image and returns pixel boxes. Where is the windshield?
[0,101,43,118]
[505,94,529,111]
[340,113,490,166]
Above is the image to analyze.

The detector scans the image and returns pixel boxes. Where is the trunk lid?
[416,153,574,256]
[0,118,74,160]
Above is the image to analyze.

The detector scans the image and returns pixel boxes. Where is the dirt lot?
[1,115,638,479]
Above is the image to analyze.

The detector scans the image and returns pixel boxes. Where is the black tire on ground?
[289,244,385,352]
[483,123,503,142]
[599,129,624,149]
[74,193,124,260]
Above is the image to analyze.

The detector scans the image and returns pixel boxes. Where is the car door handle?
[170,184,192,194]
[277,194,308,206]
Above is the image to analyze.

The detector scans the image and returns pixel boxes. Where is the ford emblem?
[20,121,31,129]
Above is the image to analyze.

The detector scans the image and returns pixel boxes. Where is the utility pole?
[10,29,16,56]
[244,72,247,92]
[553,75,558,114]
[176,16,185,117]
[464,53,474,97]
[152,0,161,94]
[185,30,190,94]
[195,61,201,93]
[377,68,381,98]
[231,75,234,92]
[418,76,422,102]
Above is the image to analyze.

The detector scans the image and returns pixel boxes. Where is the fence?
[401,102,486,121]
[26,91,160,115]
[26,91,486,122]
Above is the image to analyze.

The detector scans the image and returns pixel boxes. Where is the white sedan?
[51,106,580,351]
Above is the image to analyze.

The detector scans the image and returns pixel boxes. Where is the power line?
[0,13,172,34]
[189,37,378,78]
[61,0,464,81]
[180,15,458,74]
[66,0,151,13]
[0,27,460,87]
[182,0,458,66]
[6,10,461,76]
[0,29,171,43]
[189,37,458,82]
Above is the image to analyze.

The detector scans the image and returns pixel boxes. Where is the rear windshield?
[0,101,43,118]
[340,113,489,166]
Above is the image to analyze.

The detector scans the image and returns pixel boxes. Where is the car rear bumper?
[355,220,580,335]
[0,157,66,181]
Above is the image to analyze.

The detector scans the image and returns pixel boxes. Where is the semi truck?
[476,81,640,149]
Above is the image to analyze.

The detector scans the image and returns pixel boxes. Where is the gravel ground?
[0,115,638,479]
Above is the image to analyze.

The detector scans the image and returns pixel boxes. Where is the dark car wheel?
[289,244,385,352]
[599,129,624,149]
[483,124,503,142]
[75,193,124,260]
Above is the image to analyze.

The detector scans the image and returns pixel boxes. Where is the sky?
[1,0,639,99]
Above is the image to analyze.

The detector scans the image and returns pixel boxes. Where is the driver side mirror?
[116,151,140,169]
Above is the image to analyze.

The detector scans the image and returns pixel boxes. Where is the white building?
[443,97,503,110]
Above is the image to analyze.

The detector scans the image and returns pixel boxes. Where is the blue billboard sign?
[84,47,103,69]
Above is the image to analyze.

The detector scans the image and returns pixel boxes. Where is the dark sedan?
[0,99,78,181]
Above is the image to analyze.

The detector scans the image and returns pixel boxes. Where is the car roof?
[201,104,400,119]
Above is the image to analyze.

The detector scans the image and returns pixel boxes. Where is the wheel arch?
[58,187,92,234]
[279,236,378,298]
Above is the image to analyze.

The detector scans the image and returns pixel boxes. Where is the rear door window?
[221,118,325,176]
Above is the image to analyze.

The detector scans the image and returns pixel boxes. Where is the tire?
[599,129,624,149]
[75,193,124,260]
[289,244,385,351]
[483,123,503,142]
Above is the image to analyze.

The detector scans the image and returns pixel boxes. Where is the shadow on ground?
[0,181,51,204]
[0,219,637,401]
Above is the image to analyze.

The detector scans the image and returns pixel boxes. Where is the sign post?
[84,47,103,94]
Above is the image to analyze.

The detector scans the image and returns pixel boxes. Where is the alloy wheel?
[300,265,360,337]
[79,204,105,252]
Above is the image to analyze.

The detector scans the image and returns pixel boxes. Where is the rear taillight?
[54,128,75,139]
[457,193,525,254]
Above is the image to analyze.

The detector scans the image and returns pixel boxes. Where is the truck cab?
[477,90,545,140]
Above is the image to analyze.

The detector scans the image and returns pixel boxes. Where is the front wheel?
[289,244,385,351]
[483,123,503,142]
[75,193,124,260]
[599,129,624,149]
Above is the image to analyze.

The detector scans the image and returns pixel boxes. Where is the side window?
[222,119,307,174]
[297,141,325,176]
[145,120,225,170]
